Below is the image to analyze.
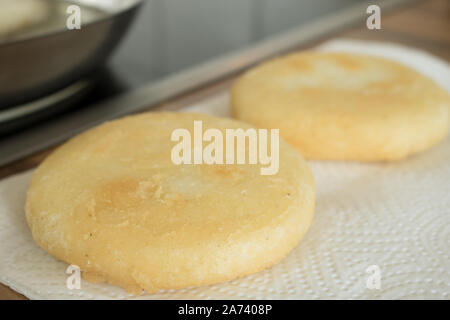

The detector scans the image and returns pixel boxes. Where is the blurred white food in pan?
[0,0,49,38]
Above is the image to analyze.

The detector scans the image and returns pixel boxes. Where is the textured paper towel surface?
[0,40,449,300]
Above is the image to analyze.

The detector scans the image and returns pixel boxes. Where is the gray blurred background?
[111,0,361,85]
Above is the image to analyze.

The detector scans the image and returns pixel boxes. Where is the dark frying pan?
[0,0,143,109]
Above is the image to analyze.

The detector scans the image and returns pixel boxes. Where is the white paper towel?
[0,39,449,300]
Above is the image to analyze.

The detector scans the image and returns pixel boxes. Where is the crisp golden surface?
[26,112,315,293]
[231,52,450,161]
